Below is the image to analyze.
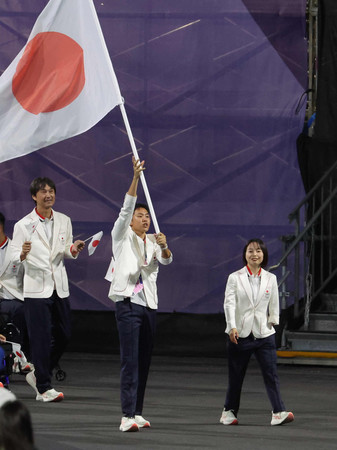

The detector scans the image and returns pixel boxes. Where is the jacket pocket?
[237,315,246,333]
[61,266,69,292]
[113,274,135,293]
[259,311,273,335]
[25,270,44,294]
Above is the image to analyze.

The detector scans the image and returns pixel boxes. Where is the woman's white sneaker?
[119,417,139,432]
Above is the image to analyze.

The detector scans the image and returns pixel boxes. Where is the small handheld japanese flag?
[5,341,28,366]
[24,220,39,238]
[12,343,28,366]
[87,231,103,256]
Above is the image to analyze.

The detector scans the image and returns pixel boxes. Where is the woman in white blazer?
[220,239,294,426]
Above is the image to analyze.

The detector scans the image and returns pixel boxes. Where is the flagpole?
[119,101,161,234]
[83,235,95,243]
[3,340,19,346]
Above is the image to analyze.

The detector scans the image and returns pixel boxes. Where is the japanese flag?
[88,231,103,256]
[0,0,123,163]
[11,342,28,366]
[24,220,40,238]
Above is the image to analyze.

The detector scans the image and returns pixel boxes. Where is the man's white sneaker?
[135,415,151,428]
[271,411,294,426]
[119,417,139,432]
[26,370,39,395]
[219,409,238,425]
[36,388,64,403]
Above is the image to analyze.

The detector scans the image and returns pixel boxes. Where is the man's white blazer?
[108,194,173,309]
[224,267,279,339]
[11,209,77,299]
[0,239,24,300]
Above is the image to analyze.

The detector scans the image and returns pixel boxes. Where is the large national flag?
[0,0,123,163]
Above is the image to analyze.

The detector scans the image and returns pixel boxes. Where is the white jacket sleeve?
[111,194,137,243]
[64,216,77,260]
[154,243,173,266]
[224,273,237,333]
[11,222,27,261]
[267,274,280,325]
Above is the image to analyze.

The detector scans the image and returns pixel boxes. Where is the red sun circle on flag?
[92,240,99,248]
[12,32,85,115]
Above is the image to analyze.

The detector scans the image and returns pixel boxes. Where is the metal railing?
[307,0,318,126]
[269,159,337,330]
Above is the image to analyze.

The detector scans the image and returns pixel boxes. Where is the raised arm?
[127,156,145,197]
[112,157,145,242]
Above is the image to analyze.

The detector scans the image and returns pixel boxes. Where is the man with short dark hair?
[11,177,85,402]
[108,157,173,432]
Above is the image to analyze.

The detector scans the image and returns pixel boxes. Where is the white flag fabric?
[10,342,28,366]
[24,220,39,238]
[3,340,28,367]
[0,0,123,163]
[87,231,103,256]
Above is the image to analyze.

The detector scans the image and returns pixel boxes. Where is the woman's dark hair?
[0,400,35,450]
[29,177,56,197]
[242,238,268,268]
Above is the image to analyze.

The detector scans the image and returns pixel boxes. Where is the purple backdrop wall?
[0,0,307,313]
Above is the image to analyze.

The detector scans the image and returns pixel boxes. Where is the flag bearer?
[108,157,173,432]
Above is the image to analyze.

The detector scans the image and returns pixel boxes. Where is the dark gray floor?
[7,353,337,450]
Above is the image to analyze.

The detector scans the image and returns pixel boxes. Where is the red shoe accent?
[284,412,294,423]
[51,393,64,402]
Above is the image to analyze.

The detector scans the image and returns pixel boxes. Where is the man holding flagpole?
[108,157,173,432]
[11,177,85,402]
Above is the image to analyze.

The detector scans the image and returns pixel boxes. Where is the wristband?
[160,245,168,251]
[70,244,78,255]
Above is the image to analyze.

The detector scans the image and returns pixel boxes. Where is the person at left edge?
[0,212,32,373]
[11,177,85,403]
